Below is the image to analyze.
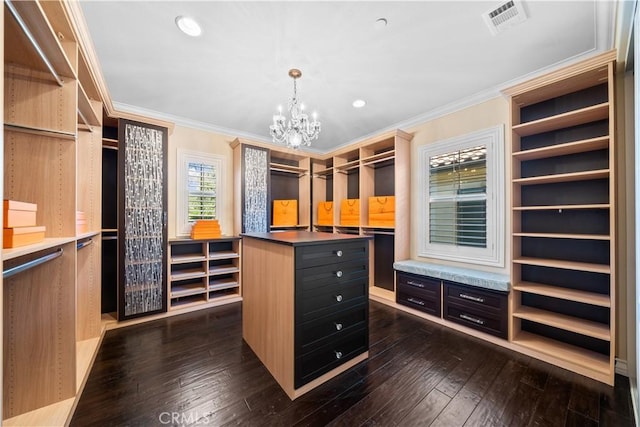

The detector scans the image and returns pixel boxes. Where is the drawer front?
[396,284,440,317]
[295,241,368,269]
[444,282,506,314]
[294,327,368,389]
[444,301,507,339]
[297,279,368,323]
[296,259,368,292]
[397,272,440,293]
[296,303,367,354]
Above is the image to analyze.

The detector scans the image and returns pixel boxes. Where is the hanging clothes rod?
[5,0,64,87]
[3,248,63,279]
[77,239,93,250]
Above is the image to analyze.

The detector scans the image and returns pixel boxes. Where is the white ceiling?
[79,1,617,153]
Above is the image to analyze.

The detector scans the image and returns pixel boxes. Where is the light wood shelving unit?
[168,237,242,311]
[3,0,104,424]
[504,51,616,385]
[269,152,311,231]
[311,130,412,301]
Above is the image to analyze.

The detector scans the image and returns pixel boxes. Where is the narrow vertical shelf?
[504,51,616,385]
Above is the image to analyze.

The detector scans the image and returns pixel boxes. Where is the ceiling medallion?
[269,68,321,149]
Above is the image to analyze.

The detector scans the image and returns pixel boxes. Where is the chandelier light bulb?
[269,68,321,149]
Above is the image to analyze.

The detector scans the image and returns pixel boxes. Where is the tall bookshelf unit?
[504,51,616,385]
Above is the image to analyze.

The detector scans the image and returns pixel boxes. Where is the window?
[419,126,504,267]
[177,149,225,236]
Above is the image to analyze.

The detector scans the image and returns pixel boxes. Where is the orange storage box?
[191,219,221,239]
[368,196,395,227]
[272,200,298,226]
[3,200,37,228]
[3,225,46,248]
[340,199,360,226]
[317,201,333,225]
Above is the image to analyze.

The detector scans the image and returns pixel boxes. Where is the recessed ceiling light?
[374,18,388,29]
[353,99,366,108]
[175,16,202,37]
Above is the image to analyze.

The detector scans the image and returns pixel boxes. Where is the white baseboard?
[616,358,630,376]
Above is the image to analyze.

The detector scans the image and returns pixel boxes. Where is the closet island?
[241,231,371,399]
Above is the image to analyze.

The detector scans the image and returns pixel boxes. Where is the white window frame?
[418,125,505,267]
[177,148,225,236]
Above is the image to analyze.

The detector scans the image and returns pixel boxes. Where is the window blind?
[187,162,217,222]
[429,146,487,248]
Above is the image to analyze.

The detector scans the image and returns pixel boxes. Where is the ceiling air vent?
[482,0,527,35]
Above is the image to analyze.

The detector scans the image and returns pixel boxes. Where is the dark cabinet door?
[117,119,168,320]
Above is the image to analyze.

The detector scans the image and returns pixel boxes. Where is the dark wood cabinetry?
[396,272,441,317]
[443,282,508,339]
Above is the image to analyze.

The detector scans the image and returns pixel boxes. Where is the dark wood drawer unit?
[396,272,441,317]
[294,240,369,388]
[443,281,508,339]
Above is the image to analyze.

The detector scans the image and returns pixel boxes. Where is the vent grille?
[482,0,527,35]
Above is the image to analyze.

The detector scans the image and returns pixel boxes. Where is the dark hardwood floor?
[71,301,635,426]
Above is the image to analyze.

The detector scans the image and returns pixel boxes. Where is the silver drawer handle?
[407,297,425,306]
[335,322,343,331]
[335,270,343,278]
[460,313,485,325]
[407,280,425,288]
[335,295,343,302]
[459,293,484,303]
[335,351,343,359]
[335,250,343,257]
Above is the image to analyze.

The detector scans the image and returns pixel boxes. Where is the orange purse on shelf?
[340,199,360,226]
[272,199,298,226]
[368,195,395,227]
[317,201,333,225]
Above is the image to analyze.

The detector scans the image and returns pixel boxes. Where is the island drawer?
[296,278,367,323]
[296,303,367,354]
[295,240,368,269]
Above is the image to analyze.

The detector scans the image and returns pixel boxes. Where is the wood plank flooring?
[71,301,635,426]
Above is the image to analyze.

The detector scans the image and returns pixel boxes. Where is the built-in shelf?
[513,232,610,240]
[512,331,609,375]
[513,204,610,211]
[361,150,395,167]
[512,103,609,137]
[171,254,206,263]
[5,123,76,140]
[2,237,76,261]
[513,257,611,274]
[171,268,207,281]
[209,265,240,276]
[209,278,239,291]
[335,159,360,173]
[77,82,100,127]
[513,282,610,307]
[270,162,308,176]
[513,306,610,341]
[513,169,609,185]
[171,282,207,298]
[513,136,609,161]
[208,250,239,260]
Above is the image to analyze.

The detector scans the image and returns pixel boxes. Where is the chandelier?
[270,68,321,149]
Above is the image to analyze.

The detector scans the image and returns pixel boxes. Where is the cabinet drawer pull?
[335,294,343,302]
[335,270,343,278]
[335,250,343,257]
[460,313,485,325]
[407,297,425,306]
[335,351,343,359]
[407,280,425,288]
[459,293,484,303]
[335,322,343,331]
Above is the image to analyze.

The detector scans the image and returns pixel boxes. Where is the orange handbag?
[272,199,298,226]
[340,199,360,226]
[317,201,333,225]
[368,196,395,227]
